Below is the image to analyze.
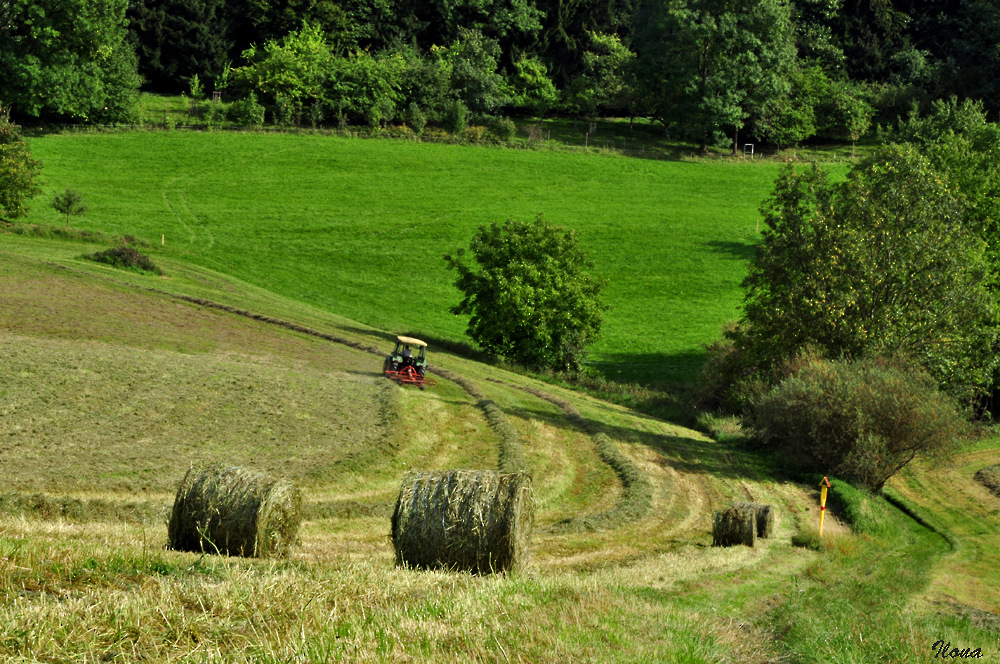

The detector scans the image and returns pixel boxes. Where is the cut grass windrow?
[327,379,402,475]
[431,368,528,474]
[0,493,166,525]
[501,382,653,532]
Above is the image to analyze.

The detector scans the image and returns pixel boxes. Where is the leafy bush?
[379,125,416,140]
[747,355,966,491]
[202,100,228,127]
[696,321,761,413]
[488,117,517,143]
[462,125,490,143]
[406,103,427,134]
[228,93,266,128]
[444,99,468,134]
[87,243,163,275]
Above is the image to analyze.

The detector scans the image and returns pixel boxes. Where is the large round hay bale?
[734,501,776,538]
[712,506,757,547]
[391,470,534,574]
[168,463,301,558]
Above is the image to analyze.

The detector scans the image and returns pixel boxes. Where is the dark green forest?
[2,0,999,147]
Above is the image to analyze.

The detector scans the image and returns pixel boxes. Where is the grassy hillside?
[2,235,998,662]
[18,130,825,386]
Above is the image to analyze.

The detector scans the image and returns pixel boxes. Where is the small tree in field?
[445,216,608,372]
[51,188,87,228]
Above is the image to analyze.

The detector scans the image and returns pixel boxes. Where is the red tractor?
[383,336,437,389]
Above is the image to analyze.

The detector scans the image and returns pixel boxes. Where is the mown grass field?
[2,231,999,662]
[17,129,837,386]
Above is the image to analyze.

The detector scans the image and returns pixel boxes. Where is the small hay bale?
[734,501,776,538]
[712,506,757,547]
[974,464,1000,499]
[168,463,301,558]
[391,469,534,574]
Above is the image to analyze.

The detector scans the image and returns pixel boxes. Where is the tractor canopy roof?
[396,335,427,347]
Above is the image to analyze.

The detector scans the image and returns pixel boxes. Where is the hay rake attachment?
[385,365,437,390]
[383,336,437,389]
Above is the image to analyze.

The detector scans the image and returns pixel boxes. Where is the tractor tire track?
[162,172,216,247]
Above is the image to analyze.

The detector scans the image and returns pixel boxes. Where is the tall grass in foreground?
[0,519,727,663]
[769,481,998,662]
[2,245,999,662]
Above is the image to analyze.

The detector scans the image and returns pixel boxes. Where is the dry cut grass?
[9,244,990,662]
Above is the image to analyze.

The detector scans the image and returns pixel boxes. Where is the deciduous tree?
[634,0,796,153]
[0,111,42,220]
[51,188,87,228]
[735,144,999,399]
[445,216,608,371]
[0,0,141,122]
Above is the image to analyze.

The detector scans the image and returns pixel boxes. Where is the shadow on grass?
[588,349,707,388]
[704,239,758,262]
[512,401,759,483]
[501,380,768,484]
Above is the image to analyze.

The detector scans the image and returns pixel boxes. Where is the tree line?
[3,0,1000,146]
[698,97,1000,490]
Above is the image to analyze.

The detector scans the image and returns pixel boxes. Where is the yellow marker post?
[818,476,831,537]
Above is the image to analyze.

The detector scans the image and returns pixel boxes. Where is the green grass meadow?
[3,131,997,662]
[19,130,821,385]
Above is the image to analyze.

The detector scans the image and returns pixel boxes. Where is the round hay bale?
[167,463,301,558]
[974,464,1000,499]
[391,469,534,574]
[734,501,776,538]
[712,506,757,547]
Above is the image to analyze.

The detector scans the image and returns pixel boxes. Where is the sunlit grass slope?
[21,130,801,385]
[2,237,998,662]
